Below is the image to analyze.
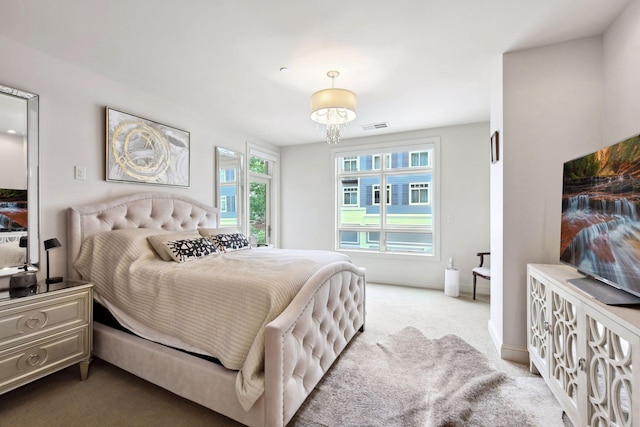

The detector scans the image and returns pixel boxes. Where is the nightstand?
[0,279,93,395]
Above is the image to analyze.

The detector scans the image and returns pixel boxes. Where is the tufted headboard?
[67,192,219,279]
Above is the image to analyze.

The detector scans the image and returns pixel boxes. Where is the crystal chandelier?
[310,70,357,144]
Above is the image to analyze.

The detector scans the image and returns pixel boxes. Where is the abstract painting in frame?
[106,107,190,187]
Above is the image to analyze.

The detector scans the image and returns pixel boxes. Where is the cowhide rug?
[290,326,566,427]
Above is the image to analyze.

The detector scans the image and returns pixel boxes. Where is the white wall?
[496,37,604,361]
[491,0,640,362]
[0,34,491,291]
[488,55,504,351]
[0,133,27,189]
[281,122,491,291]
[603,0,640,145]
[0,35,277,286]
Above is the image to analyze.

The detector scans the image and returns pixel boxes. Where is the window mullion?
[380,168,386,252]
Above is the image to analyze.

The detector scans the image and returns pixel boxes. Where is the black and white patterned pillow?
[210,233,250,253]
[164,237,218,262]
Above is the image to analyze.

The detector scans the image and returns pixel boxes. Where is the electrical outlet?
[74,166,86,180]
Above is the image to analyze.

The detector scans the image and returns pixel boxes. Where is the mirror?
[215,147,244,232]
[0,84,39,277]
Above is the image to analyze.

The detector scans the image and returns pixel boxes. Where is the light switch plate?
[75,166,86,180]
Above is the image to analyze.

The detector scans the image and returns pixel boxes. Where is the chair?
[472,252,490,300]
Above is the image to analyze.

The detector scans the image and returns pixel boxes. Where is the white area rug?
[291,326,565,427]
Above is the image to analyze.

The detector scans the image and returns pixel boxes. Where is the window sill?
[337,249,440,263]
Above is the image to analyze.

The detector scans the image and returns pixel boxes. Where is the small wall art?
[491,130,500,164]
[106,107,190,187]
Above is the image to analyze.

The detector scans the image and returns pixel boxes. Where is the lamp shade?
[44,238,62,251]
[310,88,357,124]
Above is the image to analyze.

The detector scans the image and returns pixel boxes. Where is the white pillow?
[147,230,202,261]
[198,227,240,238]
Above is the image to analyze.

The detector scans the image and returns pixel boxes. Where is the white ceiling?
[0,0,631,145]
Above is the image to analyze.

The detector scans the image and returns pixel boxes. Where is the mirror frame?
[215,147,244,233]
[0,84,40,277]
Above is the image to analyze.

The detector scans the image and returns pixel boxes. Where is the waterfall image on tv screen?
[0,188,28,232]
[0,189,28,232]
[561,134,640,298]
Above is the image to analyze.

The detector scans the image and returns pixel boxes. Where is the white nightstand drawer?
[0,325,89,392]
[0,290,90,345]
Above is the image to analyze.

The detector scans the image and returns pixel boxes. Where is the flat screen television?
[560,134,640,304]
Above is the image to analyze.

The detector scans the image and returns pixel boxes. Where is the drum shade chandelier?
[310,70,356,144]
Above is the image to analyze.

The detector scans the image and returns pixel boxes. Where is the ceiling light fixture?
[310,70,356,144]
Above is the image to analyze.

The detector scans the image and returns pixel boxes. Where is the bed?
[67,192,366,427]
[0,232,27,268]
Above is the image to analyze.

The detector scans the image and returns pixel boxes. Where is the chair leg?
[473,275,477,300]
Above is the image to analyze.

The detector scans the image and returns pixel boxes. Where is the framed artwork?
[106,107,190,187]
[491,131,499,164]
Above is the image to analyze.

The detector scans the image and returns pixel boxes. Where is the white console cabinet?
[527,264,639,427]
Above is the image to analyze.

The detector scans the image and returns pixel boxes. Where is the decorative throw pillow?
[164,237,218,262]
[147,231,202,261]
[198,227,240,239]
[209,233,251,253]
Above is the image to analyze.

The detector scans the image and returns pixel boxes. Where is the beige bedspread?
[74,228,350,410]
[0,240,26,267]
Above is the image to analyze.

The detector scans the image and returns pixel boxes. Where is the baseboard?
[487,319,502,355]
[500,343,529,364]
[487,319,529,365]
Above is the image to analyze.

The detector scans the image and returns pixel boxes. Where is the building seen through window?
[335,143,435,255]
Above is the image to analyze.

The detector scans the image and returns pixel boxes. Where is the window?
[219,168,235,183]
[372,184,391,205]
[334,140,437,255]
[247,144,279,246]
[410,151,429,167]
[410,182,430,205]
[220,195,228,212]
[372,154,391,170]
[342,156,359,172]
[343,185,359,206]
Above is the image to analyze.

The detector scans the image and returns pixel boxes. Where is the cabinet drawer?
[0,325,89,392]
[0,290,90,346]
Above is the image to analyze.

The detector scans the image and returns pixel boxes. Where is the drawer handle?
[578,358,586,372]
[25,316,41,329]
[26,353,41,366]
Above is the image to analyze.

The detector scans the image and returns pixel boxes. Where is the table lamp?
[44,238,63,285]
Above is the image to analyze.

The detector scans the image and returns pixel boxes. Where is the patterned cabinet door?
[548,288,583,426]
[584,306,637,427]
[528,272,550,378]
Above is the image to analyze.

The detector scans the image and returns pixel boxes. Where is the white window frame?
[246,142,280,247]
[332,137,440,259]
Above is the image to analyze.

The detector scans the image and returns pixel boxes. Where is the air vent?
[360,122,388,131]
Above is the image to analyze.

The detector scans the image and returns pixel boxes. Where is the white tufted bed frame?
[67,192,366,426]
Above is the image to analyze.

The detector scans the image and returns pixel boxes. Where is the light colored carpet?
[0,284,564,426]
[291,326,565,427]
